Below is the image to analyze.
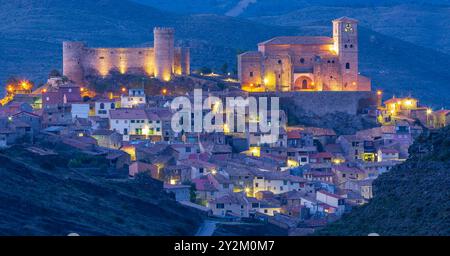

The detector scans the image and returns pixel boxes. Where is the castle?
[238,17,371,92]
[63,27,190,85]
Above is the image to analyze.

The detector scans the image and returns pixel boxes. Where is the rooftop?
[259,36,333,46]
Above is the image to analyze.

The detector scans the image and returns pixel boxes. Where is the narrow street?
[195,220,217,236]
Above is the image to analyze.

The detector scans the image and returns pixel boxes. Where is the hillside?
[132,1,450,17]
[317,127,450,236]
[0,141,202,235]
[0,0,449,106]
[0,0,297,89]
[255,4,450,55]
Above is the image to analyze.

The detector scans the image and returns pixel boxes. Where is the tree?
[199,67,212,75]
[6,76,19,84]
[48,69,62,78]
[182,181,197,203]
[220,63,228,75]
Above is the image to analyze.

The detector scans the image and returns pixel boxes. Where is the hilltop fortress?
[63,27,190,85]
[238,17,371,92]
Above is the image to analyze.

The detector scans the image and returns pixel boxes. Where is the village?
[1,18,450,235]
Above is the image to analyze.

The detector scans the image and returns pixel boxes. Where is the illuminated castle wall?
[238,17,371,92]
[63,27,190,85]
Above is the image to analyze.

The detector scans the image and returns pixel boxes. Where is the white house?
[208,192,259,218]
[95,98,118,118]
[316,190,345,215]
[377,148,399,162]
[252,172,305,196]
[109,108,162,141]
[121,88,146,108]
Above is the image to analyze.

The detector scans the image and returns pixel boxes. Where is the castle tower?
[62,41,86,85]
[154,27,175,81]
[180,48,190,76]
[333,17,359,91]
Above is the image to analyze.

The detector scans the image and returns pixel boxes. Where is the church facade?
[238,17,371,92]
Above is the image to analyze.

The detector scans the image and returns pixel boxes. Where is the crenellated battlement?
[62,27,189,85]
[153,27,175,33]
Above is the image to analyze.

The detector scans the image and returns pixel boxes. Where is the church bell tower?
[333,17,359,91]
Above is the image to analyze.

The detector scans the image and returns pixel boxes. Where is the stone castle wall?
[63,28,189,85]
[252,91,377,115]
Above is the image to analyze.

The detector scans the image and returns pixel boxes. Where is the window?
[350,44,354,48]
[111,103,115,109]
[123,128,128,135]
[278,59,282,64]
[249,71,253,77]
[217,203,224,209]
[300,58,305,64]
[346,62,350,69]
[186,147,191,153]
[131,120,135,123]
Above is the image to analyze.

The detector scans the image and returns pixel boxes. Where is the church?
[238,17,371,92]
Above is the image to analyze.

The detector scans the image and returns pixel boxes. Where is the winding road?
[195,220,217,236]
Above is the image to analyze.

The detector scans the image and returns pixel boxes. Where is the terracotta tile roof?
[310,152,334,159]
[211,193,248,205]
[259,36,333,46]
[434,109,450,115]
[333,165,365,174]
[192,176,219,192]
[287,130,302,139]
[318,190,342,199]
[109,108,147,120]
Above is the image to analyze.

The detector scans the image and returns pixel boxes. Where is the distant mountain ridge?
[0,0,449,107]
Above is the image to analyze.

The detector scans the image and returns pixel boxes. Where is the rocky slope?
[0,141,202,235]
[317,127,450,236]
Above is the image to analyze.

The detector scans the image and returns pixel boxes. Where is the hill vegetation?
[317,127,450,236]
[0,139,202,235]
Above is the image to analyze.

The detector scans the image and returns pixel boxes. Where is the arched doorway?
[294,76,313,91]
